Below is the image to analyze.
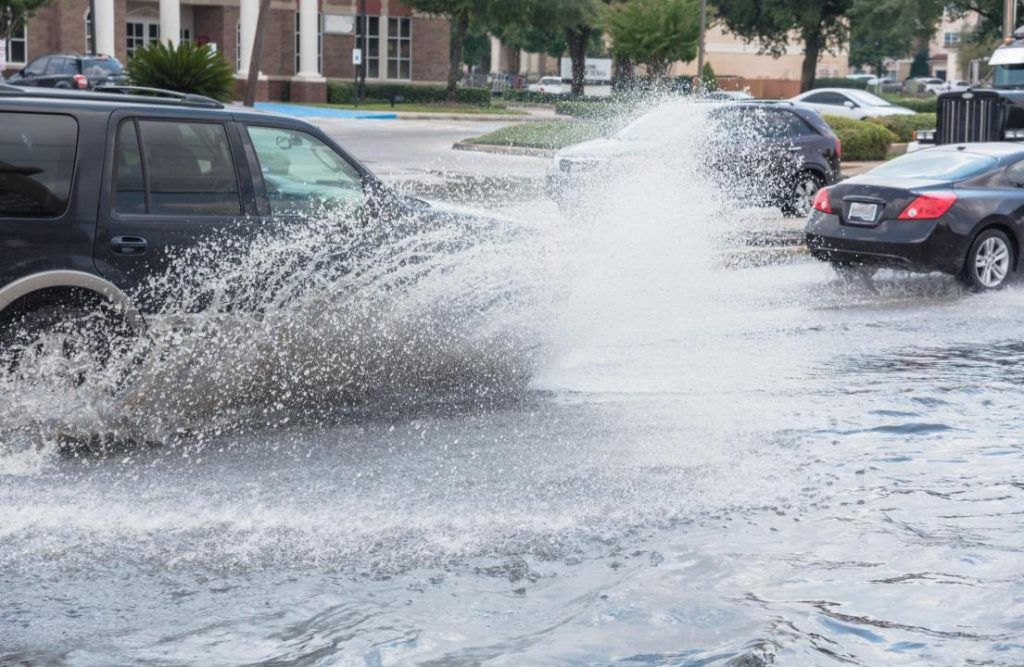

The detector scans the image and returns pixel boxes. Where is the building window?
[387,17,410,79]
[5,23,26,64]
[85,10,94,54]
[357,16,380,78]
[944,31,960,47]
[127,21,159,56]
[294,11,323,74]
[180,28,191,43]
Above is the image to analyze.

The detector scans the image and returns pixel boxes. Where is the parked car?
[527,77,567,95]
[547,101,841,217]
[790,88,916,120]
[0,85,487,375]
[806,143,1024,290]
[6,53,128,89]
[925,79,970,94]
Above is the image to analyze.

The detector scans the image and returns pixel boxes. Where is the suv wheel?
[0,298,133,387]
[783,171,824,218]
[960,229,1013,290]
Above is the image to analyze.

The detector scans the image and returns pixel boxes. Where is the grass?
[467,121,605,150]
[317,102,526,115]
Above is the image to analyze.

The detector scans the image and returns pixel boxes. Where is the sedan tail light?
[897,192,957,220]
[812,187,832,214]
[72,74,88,89]
[835,137,842,159]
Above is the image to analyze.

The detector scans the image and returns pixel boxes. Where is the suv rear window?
[82,58,123,77]
[0,112,78,218]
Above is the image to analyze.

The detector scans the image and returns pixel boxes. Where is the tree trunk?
[566,26,591,97]
[446,9,469,103]
[799,26,821,93]
[244,0,273,107]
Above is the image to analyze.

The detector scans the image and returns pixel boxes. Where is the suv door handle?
[111,236,148,255]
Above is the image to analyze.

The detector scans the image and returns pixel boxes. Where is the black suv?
[547,101,841,217]
[6,54,128,90]
[0,85,459,370]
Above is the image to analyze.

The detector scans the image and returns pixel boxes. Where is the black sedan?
[806,143,1024,290]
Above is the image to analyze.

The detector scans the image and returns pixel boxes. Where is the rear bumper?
[805,210,969,274]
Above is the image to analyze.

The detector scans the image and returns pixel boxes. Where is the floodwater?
[4,104,1024,665]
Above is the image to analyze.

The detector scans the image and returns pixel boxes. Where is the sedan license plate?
[848,202,879,224]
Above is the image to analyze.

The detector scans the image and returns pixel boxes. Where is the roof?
[927,142,1024,159]
[0,84,224,109]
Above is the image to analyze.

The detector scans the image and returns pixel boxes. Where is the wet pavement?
[3,114,1024,666]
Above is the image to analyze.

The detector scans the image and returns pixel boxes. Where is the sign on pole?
[352,48,363,66]
[0,40,7,74]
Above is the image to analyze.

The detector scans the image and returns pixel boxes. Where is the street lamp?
[697,0,707,87]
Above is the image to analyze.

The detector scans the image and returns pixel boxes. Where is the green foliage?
[909,49,931,77]
[126,40,234,102]
[866,113,937,142]
[823,114,897,161]
[700,62,718,92]
[328,81,491,106]
[880,94,936,113]
[606,0,701,77]
[467,121,604,150]
[554,98,632,118]
[0,0,51,41]
[812,77,869,90]
[709,0,851,91]
[848,0,943,76]
[503,88,570,104]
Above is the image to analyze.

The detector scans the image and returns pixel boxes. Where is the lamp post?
[1005,0,1017,39]
[358,0,367,101]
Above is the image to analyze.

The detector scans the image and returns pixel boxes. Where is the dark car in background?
[806,143,1024,290]
[6,54,128,89]
[547,101,841,217]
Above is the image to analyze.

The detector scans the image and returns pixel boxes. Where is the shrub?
[327,81,491,106]
[701,62,718,92]
[881,95,937,113]
[126,41,235,102]
[813,77,869,90]
[867,113,937,142]
[555,100,632,119]
[502,89,568,104]
[823,114,897,161]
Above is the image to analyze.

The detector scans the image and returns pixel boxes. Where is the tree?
[405,0,494,101]
[711,0,851,92]
[606,0,701,80]
[848,0,943,76]
[701,61,718,90]
[510,0,608,95]
[0,0,50,46]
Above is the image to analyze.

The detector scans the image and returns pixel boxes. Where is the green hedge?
[501,89,569,104]
[813,77,869,90]
[327,81,491,106]
[881,95,937,113]
[554,99,633,119]
[867,113,937,142]
[824,114,898,161]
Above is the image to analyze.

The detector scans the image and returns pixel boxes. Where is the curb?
[452,142,556,157]
[392,112,562,122]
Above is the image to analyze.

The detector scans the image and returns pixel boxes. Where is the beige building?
[885,13,977,81]
[672,26,849,82]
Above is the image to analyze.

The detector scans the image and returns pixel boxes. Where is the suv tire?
[783,171,824,218]
[960,228,1013,291]
[0,297,134,386]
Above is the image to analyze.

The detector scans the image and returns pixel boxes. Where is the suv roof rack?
[0,84,224,109]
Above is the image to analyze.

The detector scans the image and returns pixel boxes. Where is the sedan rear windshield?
[868,151,997,181]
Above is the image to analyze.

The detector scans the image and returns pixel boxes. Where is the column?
[237,0,258,77]
[94,0,116,57]
[290,0,325,102]
[159,0,180,47]
[489,36,502,76]
[295,0,320,79]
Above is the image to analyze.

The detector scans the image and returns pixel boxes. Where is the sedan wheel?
[961,229,1013,290]
[784,172,824,218]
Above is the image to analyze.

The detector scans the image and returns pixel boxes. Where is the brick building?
[3,0,451,102]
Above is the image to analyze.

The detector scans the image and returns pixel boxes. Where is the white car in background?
[527,77,567,95]
[926,79,971,94]
[789,88,917,120]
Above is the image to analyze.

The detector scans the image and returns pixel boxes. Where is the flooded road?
[4,113,1024,665]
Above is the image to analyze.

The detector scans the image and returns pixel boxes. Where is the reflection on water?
[4,100,1024,665]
